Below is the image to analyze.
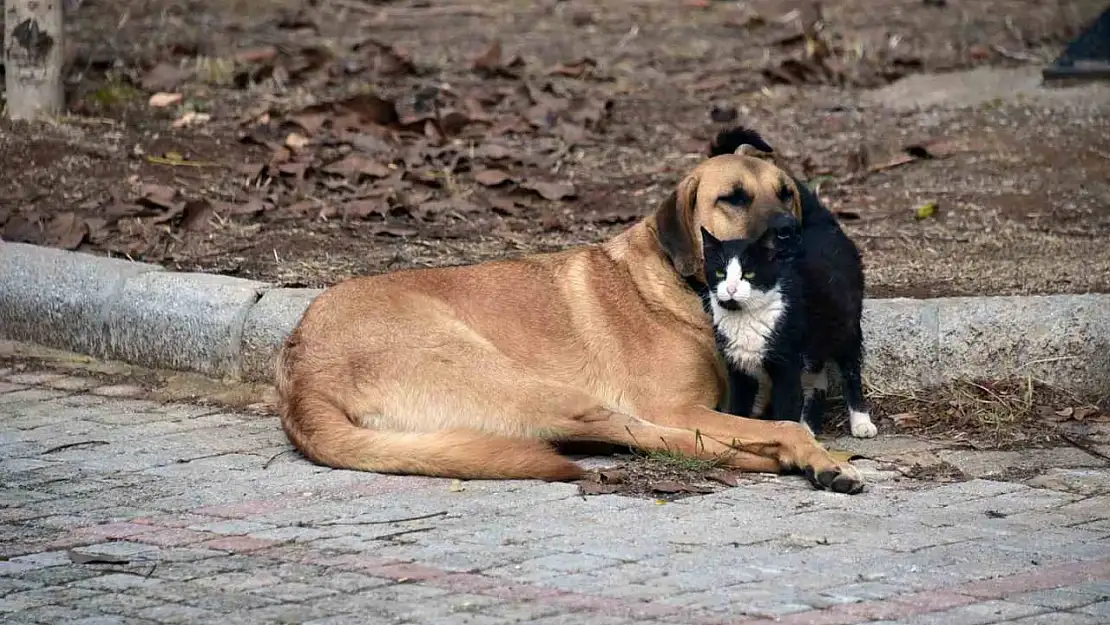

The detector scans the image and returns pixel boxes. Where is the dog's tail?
[275,355,583,481]
[708,126,775,157]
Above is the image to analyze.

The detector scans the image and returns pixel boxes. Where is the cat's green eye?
[743,272,755,280]
[714,269,726,279]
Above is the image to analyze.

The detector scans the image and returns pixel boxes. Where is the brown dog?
[276,153,864,494]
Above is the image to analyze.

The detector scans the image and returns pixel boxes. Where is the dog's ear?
[655,174,701,279]
[779,176,804,222]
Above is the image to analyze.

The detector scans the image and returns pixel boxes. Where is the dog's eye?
[743,272,755,280]
[715,269,726,279]
[717,188,752,207]
[777,183,795,203]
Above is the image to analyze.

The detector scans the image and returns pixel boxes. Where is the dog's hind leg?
[800,361,829,435]
[835,346,876,438]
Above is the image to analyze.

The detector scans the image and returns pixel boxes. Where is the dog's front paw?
[804,463,865,495]
[849,411,878,438]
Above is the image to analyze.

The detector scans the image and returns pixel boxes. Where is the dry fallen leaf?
[706,469,741,487]
[549,57,598,78]
[285,132,311,151]
[889,412,920,428]
[474,169,513,187]
[649,481,713,494]
[137,183,181,211]
[141,62,191,92]
[180,199,215,232]
[449,479,465,492]
[578,482,623,496]
[914,200,938,221]
[47,212,89,250]
[322,154,391,180]
[172,111,211,128]
[1074,406,1101,421]
[521,180,576,201]
[149,92,183,108]
[472,40,525,77]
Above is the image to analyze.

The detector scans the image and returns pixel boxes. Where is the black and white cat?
[701,213,876,438]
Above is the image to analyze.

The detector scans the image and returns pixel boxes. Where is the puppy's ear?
[655,173,701,279]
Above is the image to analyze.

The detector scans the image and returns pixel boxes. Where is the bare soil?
[3,0,1109,298]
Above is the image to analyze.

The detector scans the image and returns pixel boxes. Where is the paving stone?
[519,553,624,573]
[6,372,66,386]
[1077,600,1110,617]
[902,600,1047,625]
[1001,612,1106,624]
[19,604,96,624]
[1011,588,1106,609]
[45,376,99,391]
[90,385,146,398]
[76,573,166,592]
[136,603,221,624]
[70,542,161,561]
[80,592,164,614]
[186,519,276,535]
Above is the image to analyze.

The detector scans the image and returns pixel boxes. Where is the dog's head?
[654,149,803,283]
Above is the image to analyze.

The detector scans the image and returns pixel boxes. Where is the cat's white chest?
[711,289,786,374]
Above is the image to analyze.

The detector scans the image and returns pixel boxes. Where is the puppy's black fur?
[706,126,868,433]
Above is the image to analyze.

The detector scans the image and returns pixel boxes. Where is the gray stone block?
[105,272,268,379]
[240,288,321,383]
[0,242,163,358]
[861,298,941,392]
[934,294,1110,396]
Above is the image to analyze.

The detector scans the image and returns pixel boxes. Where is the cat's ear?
[700,226,720,247]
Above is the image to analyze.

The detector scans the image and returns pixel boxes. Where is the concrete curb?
[2,242,1108,395]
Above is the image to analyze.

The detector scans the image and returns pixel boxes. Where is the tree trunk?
[3,0,65,121]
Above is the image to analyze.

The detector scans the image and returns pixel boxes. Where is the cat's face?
[701,216,799,311]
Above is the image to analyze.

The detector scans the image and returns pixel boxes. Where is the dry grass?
[863,376,1105,449]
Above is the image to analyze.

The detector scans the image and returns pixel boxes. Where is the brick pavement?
[1,372,1109,624]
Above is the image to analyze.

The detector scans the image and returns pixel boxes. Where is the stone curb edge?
[2,242,1109,395]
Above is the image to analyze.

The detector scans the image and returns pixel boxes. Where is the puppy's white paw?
[849,410,878,438]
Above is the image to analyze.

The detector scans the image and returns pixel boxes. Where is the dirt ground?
[2,0,1109,298]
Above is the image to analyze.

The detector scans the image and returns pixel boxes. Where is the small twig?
[145,155,221,168]
[372,527,436,541]
[42,440,109,455]
[263,449,297,469]
[329,0,493,17]
[316,511,449,527]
